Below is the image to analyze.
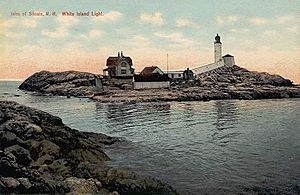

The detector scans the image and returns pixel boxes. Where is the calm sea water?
[1,81,300,195]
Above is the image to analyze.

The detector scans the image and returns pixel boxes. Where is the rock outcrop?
[19,65,300,103]
[167,65,299,101]
[196,65,293,86]
[19,71,98,97]
[0,101,177,194]
[91,65,299,103]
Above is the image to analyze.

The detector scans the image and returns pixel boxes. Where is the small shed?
[166,71,184,79]
[223,54,235,66]
[133,73,170,89]
[183,68,194,80]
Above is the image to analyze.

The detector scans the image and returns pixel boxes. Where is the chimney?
[121,51,123,57]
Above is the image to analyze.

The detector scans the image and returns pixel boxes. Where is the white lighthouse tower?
[214,34,222,62]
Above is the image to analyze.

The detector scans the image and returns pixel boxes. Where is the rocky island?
[19,71,97,97]
[0,101,177,194]
[19,65,300,103]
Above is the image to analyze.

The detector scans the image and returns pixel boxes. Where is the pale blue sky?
[0,0,299,82]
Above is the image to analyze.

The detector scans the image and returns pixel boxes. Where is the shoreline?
[16,65,300,103]
[17,86,300,103]
[1,68,300,194]
[90,86,300,103]
[0,101,178,194]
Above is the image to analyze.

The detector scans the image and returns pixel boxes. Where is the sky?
[0,0,299,83]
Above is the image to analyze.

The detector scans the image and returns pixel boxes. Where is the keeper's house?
[103,51,134,78]
[133,66,170,89]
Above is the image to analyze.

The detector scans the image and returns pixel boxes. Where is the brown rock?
[64,177,101,194]
[0,101,176,194]
[1,177,20,188]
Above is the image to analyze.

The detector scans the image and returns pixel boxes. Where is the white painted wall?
[214,43,222,62]
[152,67,164,75]
[223,56,235,66]
[191,60,225,75]
[116,60,133,77]
[167,72,183,79]
[134,81,170,89]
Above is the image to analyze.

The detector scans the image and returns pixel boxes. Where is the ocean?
[1,81,299,195]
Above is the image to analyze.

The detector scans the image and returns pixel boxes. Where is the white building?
[139,66,184,79]
[166,71,184,79]
[192,34,235,75]
[214,34,222,62]
[133,79,170,89]
[223,54,235,66]
[134,66,170,89]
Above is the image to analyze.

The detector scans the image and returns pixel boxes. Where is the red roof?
[106,56,132,67]
[140,66,161,76]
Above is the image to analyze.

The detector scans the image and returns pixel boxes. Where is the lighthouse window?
[121,69,127,74]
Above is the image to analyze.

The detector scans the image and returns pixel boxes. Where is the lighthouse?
[214,34,222,62]
[191,34,236,75]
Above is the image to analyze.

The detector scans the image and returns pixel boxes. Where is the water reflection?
[178,103,196,126]
[95,102,171,134]
[145,103,171,113]
[211,100,240,145]
[214,100,239,130]
[100,103,171,120]
[2,81,300,195]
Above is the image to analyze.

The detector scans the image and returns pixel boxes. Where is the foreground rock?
[0,101,177,194]
[19,65,300,103]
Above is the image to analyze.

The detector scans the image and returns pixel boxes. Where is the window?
[121,62,127,67]
[178,74,181,77]
[121,69,127,74]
